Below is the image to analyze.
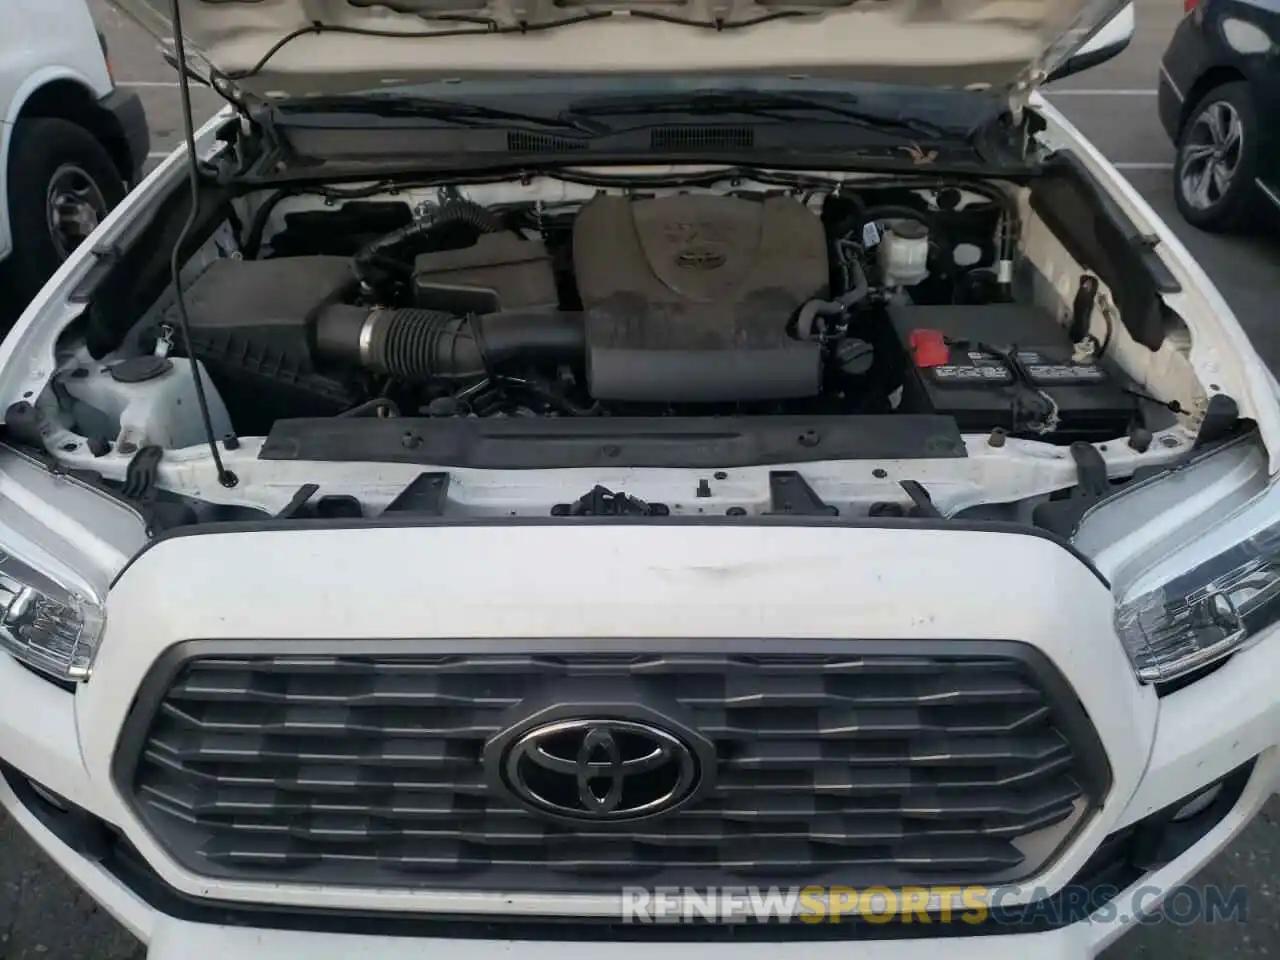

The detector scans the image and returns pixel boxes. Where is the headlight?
[1115,520,1280,682]
[0,547,105,682]
[1108,440,1280,683]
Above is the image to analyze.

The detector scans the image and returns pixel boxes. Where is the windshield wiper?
[276,95,605,135]
[564,90,968,141]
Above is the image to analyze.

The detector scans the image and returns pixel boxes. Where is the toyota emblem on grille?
[500,718,701,822]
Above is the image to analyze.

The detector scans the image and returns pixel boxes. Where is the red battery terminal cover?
[908,328,949,368]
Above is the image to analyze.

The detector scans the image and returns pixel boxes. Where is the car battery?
[887,302,1135,441]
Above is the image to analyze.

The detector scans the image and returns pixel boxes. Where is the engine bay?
[12,164,1223,528]
[105,177,1139,446]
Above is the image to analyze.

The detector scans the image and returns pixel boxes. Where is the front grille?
[115,640,1108,893]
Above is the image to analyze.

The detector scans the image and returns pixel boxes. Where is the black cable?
[169,0,237,488]
[945,337,1054,433]
[1000,343,1056,431]
[241,188,293,258]
[627,9,807,28]
[220,14,614,82]
[1124,388,1184,414]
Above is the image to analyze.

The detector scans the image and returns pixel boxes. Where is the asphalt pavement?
[0,0,1278,957]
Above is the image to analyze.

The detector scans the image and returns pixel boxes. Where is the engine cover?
[571,194,828,403]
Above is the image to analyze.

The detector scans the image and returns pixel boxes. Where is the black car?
[1159,0,1280,232]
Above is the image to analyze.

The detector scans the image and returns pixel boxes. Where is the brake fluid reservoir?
[877,220,930,288]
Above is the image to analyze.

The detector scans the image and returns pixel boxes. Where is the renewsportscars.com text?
[621,884,1249,926]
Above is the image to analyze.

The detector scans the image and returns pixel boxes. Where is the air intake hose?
[314,304,585,381]
[351,200,503,285]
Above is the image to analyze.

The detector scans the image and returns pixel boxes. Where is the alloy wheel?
[1179,100,1244,211]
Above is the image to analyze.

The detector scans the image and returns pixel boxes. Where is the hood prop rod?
[165,0,238,488]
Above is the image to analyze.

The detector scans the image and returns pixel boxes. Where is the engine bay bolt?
[714,471,727,480]
[401,431,422,450]
[1128,427,1153,453]
[988,428,1008,448]
[1161,435,1179,448]
[223,434,240,451]
[726,507,746,516]
[872,468,888,479]
[798,429,820,448]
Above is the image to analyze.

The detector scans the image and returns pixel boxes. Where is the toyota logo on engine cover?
[500,718,701,822]
[674,243,727,270]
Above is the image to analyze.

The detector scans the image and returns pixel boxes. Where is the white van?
[0,0,148,315]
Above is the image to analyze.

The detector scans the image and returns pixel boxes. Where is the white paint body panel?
[1027,93,1280,472]
[1076,3,1135,57]
[0,519,1278,952]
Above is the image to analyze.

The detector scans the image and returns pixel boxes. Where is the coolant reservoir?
[877,220,930,288]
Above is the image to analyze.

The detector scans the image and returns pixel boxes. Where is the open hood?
[111,0,1128,107]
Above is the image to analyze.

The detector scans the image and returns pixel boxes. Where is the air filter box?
[167,256,362,432]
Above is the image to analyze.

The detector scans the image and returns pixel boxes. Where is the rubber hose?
[314,304,585,380]
[351,200,502,283]
[427,199,503,234]
[797,259,870,337]
[242,189,294,259]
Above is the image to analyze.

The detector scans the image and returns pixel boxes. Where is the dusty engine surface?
[571,194,829,403]
[414,232,559,315]
[165,181,1129,443]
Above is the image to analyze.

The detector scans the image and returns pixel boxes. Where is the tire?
[1173,81,1261,233]
[0,117,125,317]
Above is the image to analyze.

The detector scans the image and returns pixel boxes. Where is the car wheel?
[0,118,125,318]
[1173,82,1260,233]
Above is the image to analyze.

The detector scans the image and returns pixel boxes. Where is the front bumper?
[3,748,1276,959]
[97,88,150,185]
[1,522,1279,955]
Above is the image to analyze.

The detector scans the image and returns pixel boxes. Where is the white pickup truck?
[0,2,1277,958]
